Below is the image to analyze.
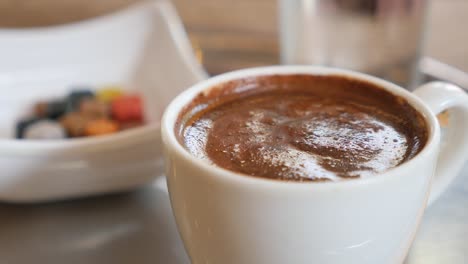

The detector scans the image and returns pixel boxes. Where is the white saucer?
[0,0,206,202]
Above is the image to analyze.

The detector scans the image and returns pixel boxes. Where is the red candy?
[111,95,143,122]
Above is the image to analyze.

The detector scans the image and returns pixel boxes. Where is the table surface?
[0,164,467,264]
[0,0,467,263]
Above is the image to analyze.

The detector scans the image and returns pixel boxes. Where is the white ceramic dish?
[0,0,206,202]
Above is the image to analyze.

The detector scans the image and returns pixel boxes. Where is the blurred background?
[0,1,465,263]
[0,0,465,76]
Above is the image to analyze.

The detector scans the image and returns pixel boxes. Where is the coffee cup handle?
[413,82,468,205]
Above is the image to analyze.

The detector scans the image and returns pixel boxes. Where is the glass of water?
[279,0,429,89]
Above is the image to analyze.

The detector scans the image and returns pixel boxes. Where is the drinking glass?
[279,0,429,89]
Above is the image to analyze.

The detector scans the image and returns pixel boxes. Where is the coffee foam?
[178,74,427,181]
[184,101,409,181]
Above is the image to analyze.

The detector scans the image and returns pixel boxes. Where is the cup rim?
[161,65,440,189]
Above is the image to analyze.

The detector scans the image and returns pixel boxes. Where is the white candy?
[24,120,66,140]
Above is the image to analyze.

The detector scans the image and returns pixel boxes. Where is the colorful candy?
[97,87,123,102]
[79,98,109,119]
[111,95,143,122]
[34,100,67,119]
[16,87,145,140]
[84,119,119,136]
[67,89,94,112]
[16,118,40,139]
[60,112,93,137]
[23,120,66,139]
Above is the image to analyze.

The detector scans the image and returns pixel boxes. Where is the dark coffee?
[176,74,428,182]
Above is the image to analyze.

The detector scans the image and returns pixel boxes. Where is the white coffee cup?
[161,66,468,264]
